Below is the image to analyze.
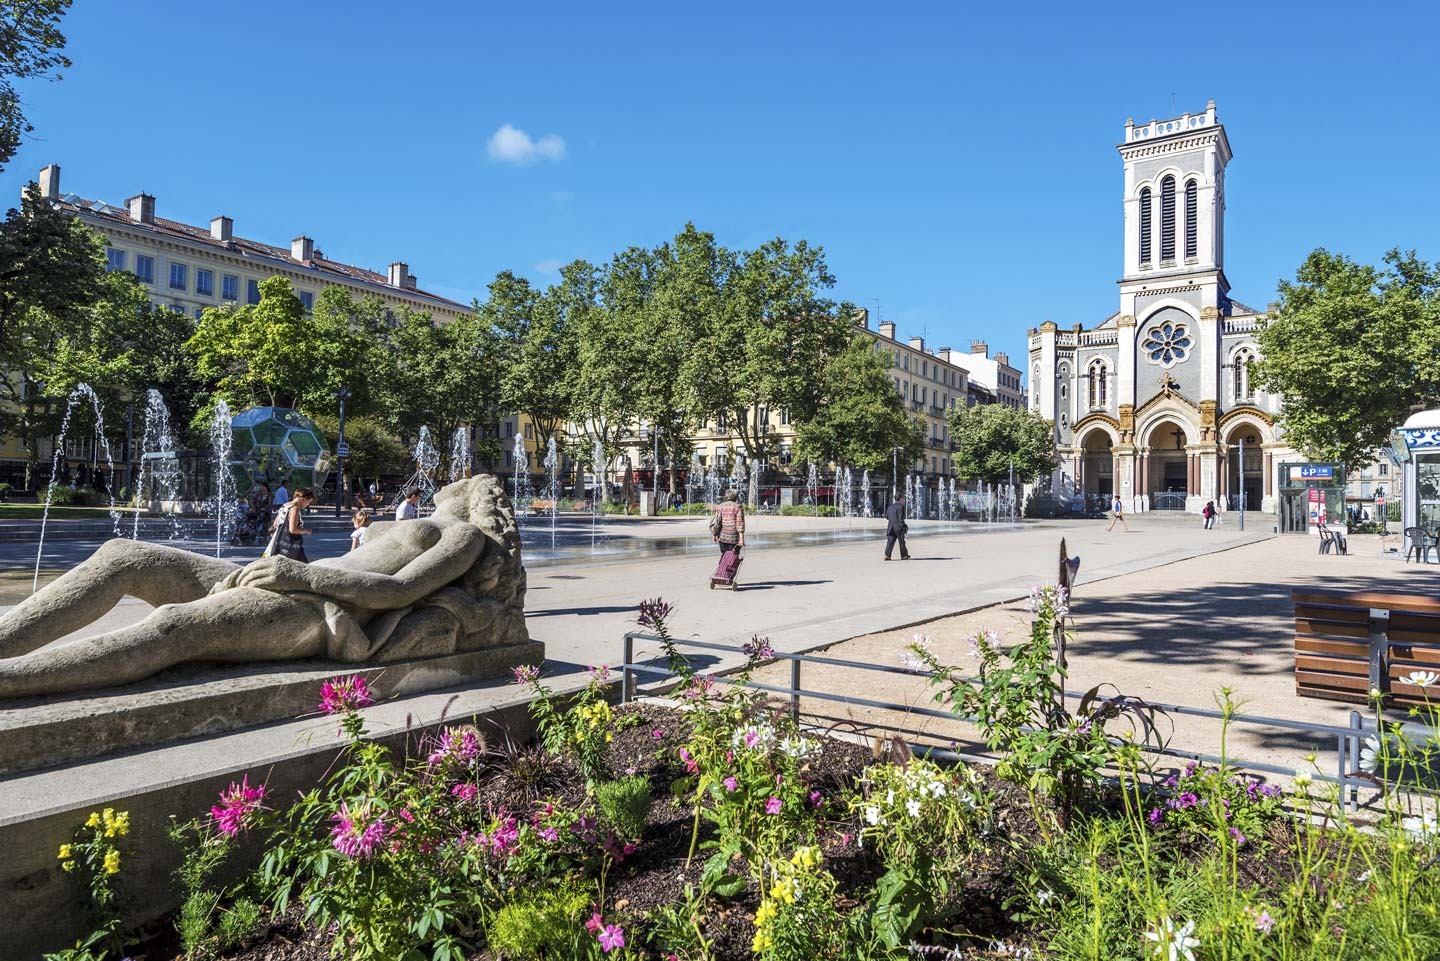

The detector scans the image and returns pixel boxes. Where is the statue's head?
[433,475,493,523]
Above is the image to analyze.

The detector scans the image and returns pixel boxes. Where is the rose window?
[1142,322,1192,368]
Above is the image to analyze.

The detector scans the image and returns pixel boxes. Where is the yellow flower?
[774,883,795,904]
[103,850,121,875]
[57,844,72,860]
[61,860,75,873]
[791,845,821,870]
[85,812,100,828]
[113,811,130,836]
[755,900,777,926]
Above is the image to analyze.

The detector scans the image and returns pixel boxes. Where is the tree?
[486,270,576,452]
[1254,248,1440,466]
[948,402,1056,485]
[185,276,322,413]
[794,334,925,472]
[0,186,113,486]
[308,413,407,491]
[0,1,72,172]
[688,232,851,462]
[377,306,500,475]
[307,286,389,419]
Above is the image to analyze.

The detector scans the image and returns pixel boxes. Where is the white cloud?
[533,259,565,274]
[487,124,567,164]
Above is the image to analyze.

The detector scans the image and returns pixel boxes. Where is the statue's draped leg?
[0,587,326,700]
[0,541,237,659]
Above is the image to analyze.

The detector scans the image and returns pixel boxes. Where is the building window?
[1232,348,1255,401]
[134,255,155,284]
[903,355,909,370]
[1143,322,1191,368]
[105,248,125,272]
[194,308,205,320]
[1087,361,1108,409]
[1379,463,1388,476]
[505,421,514,438]
[196,269,214,296]
[169,303,185,315]
[169,262,187,291]
[1160,176,1176,262]
[299,291,314,312]
[1139,187,1152,264]
[1184,180,1198,259]
[246,279,261,305]
[222,274,239,300]
[524,423,533,440]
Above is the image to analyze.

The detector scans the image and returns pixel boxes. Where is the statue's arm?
[230,528,486,609]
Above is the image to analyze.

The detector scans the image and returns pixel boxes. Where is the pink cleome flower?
[210,775,266,837]
[330,801,389,858]
[427,727,483,768]
[511,663,541,686]
[450,783,478,803]
[636,598,674,631]
[723,776,739,792]
[765,796,783,815]
[319,675,373,715]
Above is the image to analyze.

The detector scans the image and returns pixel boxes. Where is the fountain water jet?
[543,436,559,551]
[208,400,234,559]
[512,434,532,518]
[449,428,470,484]
[132,388,183,541]
[33,383,123,591]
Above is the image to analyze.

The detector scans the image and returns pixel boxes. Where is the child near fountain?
[349,510,373,551]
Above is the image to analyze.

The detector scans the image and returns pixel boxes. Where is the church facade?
[1028,101,1294,514]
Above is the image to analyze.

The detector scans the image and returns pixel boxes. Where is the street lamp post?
[334,386,351,518]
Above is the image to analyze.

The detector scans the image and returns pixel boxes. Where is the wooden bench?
[1294,589,1440,706]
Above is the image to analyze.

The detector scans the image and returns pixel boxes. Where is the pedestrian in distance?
[710,489,746,589]
[1202,500,1217,529]
[349,510,372,551]
[263,487,315,562]
[396,487,422,520]
[1106,494,1130,532]
[884,494,910,560]
[272,480,289,510]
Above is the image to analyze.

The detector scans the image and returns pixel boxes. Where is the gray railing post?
[1344,710,1363,812]
[790,659,802,723]
[1368,607,1391,696]
[622,633,634,704]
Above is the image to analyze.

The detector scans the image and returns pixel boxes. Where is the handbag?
[709,509,724,537]
[261,506,287,558]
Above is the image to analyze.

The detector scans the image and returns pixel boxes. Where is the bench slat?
[1292,590,1440,615]
[1295,670,1371,693]
[1295,637,1369,658]
[1295,605,1369,624]
[1295,654,1369,676]
[1295,620,1371,640]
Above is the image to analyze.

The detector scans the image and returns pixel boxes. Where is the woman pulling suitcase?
[710,489,746,589]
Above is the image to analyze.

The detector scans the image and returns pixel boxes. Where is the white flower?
[906,799,923,818]
[1356,869,1372,883]
[778,735,819,760]
[864,805,880,826]
[1293,770,1313,789]
[1405,671,1440,688]
[1035,887,1054,905]
[1360,735,1381,773]
[1144,918,1199,961]
[886,788,895,805]
[1402,813,1440,843]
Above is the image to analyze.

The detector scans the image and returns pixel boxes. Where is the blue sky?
[5,1,1438,369]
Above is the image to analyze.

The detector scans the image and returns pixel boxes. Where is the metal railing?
[619,631,1374,810]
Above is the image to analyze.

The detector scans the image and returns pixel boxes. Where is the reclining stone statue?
[0,475,529,699]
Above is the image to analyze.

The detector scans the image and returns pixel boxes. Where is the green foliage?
[0,1,73,171]
[516,667,616,784]
[594,775,654,841]
[308,413,408,482]
[780,504,839,516]
[485,883,591,960]
[487,270,576,452]
[47,808,131,960]
[947,400,1056,484]
[794,336,926,472]
[1255,248,1440,466]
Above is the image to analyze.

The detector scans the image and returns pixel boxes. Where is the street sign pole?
[1238,435,1245,531]
[334,386,350,518]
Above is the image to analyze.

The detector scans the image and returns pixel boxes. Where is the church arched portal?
[1142,418,1192,510]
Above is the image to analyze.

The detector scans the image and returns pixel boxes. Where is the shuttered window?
[1160,176,1176,262]
[1139,188,1152,264]
[1184,180,1198,259]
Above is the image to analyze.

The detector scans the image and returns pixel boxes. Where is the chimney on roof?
[388,261,410,289]
[291,236,314,262]
[210,216,232,242]
[879,321,896,340]
[37,164,60,201]
[939,348,952,363]
[126,193,155,225]
[995,351,1010,366]
[909,336,925,351]
[970,339,989,357]
[404,273,417,291]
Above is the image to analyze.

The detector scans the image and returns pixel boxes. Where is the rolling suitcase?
[710,546,743,590]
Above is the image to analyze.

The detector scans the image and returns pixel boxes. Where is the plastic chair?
[1405,527,1437,564]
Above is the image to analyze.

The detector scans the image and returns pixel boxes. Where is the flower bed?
[43,592,1440,961]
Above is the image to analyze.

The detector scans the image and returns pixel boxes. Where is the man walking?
[396,488,422,520]
[884,494,910,560]
[1107,493,1130,532]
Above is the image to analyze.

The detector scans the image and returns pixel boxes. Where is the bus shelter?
[1278,462,1346,534]
[1395,409,1440,557]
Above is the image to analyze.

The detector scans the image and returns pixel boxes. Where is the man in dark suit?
[884,494,910,561]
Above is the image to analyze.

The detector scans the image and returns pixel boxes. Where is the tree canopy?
[794,335,926,472]
[1254,248,1440,466]
[947,402,1056,484]
[0,0,72,171]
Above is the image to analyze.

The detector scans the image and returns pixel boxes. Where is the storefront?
[1397,409,1440,545]
[1278,462,1347,534]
